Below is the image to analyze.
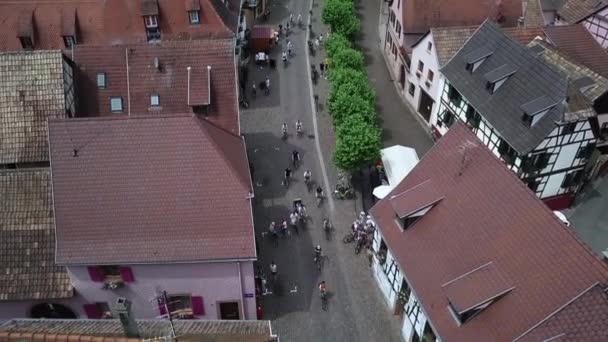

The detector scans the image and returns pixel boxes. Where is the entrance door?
[219,301,240,320]
[417,88,434,122]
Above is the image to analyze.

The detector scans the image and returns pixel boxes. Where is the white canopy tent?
[373,145,419,199]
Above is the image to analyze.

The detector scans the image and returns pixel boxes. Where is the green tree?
[322,0,361,37]
[333,114,382,171]
[328,75,375,108]
[328,90,376,126]
[332,47,365,71]
[324,33,351,58]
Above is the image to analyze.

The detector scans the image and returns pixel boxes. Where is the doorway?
[399,64,406,89]
[30,303,77,319]
[417,88,434,122]
[218,301,240,320]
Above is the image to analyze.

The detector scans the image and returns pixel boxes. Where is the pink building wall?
[0,261,256,321]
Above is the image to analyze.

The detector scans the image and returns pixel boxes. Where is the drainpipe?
[187,66,192,107]
[237,261,246,319]
[125,48,131,117]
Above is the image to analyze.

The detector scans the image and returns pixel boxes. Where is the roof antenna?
[72,149,78,157]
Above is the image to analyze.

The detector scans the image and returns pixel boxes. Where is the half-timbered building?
[369,122,608,342]
[557,0,608,48]
[435,20,598,209]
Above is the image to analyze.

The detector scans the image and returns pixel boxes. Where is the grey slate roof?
[0,169,72,301]
[441,20,568,155]
[0,319,274,342]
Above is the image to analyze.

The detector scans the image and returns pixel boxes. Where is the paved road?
[240,0,404,341]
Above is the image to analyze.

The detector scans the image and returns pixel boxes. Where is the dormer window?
[389,180,443,231]
[483,64,517,94]
[63,36,76,48]
[189,10,200,25]
[464,47,493,73]
[521,96,558,127]
[141,0,160,41]
[443,262,513,326]
[19,36,33,50]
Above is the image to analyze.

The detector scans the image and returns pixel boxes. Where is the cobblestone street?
[240,0,433,340]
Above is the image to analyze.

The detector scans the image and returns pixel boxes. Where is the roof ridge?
[194,118,250,190]
[512,282,601,341]
[441,19,491,70]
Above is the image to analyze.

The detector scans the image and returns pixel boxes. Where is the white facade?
[372,229,438,342]
[434,81,597,206]
[405,32,444,125]
[383,0,408,95]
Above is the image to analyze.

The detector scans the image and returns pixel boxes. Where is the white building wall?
[383,0,406,82]
[406,32,441,124]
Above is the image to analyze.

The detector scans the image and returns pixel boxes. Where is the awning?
[373,145,419,199]
[381,145,419,187]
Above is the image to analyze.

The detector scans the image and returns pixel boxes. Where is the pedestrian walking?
[319,62,325,77]
[319,34,324,43]
[287,40,293,56]
[286,22,290,36]
[314,38,320,49]
[265,75,270,95]
[297,13,302,26]
[252,83,257,99]
[290,13,294,23]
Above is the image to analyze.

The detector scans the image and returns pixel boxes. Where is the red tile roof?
[514,283,608,341]
[370,122,608,340]
[389,180,444,218]
[48,115,254,265]
[72,39,239,134]
[0,0,235,51]
[402,0,524,34]
[544,24,608,78]
[442,262,513,313]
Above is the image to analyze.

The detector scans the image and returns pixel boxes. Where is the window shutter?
[83,304,102,319]
[87,266,104,282]
[191,296,205,316]
[119,267,135,282]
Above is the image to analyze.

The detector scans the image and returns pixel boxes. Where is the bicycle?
[343,231,355,244]
[323,219,333,241]
[314,253,322,271]
[320,288,328,311]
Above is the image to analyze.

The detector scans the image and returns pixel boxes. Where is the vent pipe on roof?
[154,57,160,70]
[207,65,212,105]
[187,66,192,107]
[113,298,139,338]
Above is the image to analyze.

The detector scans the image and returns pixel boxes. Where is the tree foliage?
[333,114,382,171]
[332,47,365,71]
[328,72,375,107]
[324,33,351,58]
[328,90,375,126]
[321,0,361,37]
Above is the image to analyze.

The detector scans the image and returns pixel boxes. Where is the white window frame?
[145,15,158,28]
[96,73,106,89]
[150,94,160,106]
[189,10,200,25]
[110,97,123,113]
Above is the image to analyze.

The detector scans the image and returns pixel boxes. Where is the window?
[19,36,33,50]
[562,169,584,188]
[110,97,123,112]
[498,140,517,164]
[63,35,76,48]
[576,143,596,159]
[144,15,158,28]
[444,110,456,127]
[427,70,434,82]
[395,20,401,38]
[188,10,200,24]
[150,94,160,106]
[601,122,608,137]
[96,73,106,89]
[427,41,432,52]
[465,106,480,129]
[398,0,401,9]
[447,85,462,106]
[522,153,550,172]
[417,61,424,72]
[389,10,396,25]
[408,83,415,96]
[527,180,540,192]
[168,295,193,319]
[562,122,576,135]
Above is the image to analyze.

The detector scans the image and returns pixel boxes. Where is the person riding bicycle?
[282,51,287,63]
[280,219,288,234]
[282,122,288,138]
[314,245,322,260]
[290,211,298,226]
[287,40,293,56]
[315,186,324,199]
[303,170,311,183]
[318,281,327,296]
[296,120,303,135]
[323,218,331,231]
[270,261,278,279]
[292,150,300,166]
[297,13,302,25]
[284,167,292,181]
[269,221,277,235]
